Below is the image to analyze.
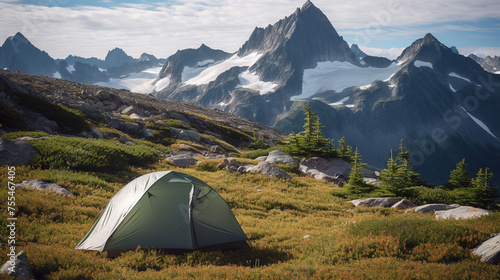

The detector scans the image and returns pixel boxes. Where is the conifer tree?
[347,148,369,194]
[471,167,497,208]
[287,102,333,158]
[444,158,472,190]
[380,139,421,196]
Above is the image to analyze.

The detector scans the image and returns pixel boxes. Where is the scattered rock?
[170,128,201,143]
[95,90,111,101]
[298,157,378,186]
[167,154,199,168]
[245,161,292,180]
[0,139,39,166]
[129,113,143,120]
[121,105,136,115]
[391,199,416,209]
[255,156,268,161]
[209,145,227,155]
[0,251,36,280]
[472,234,500,264]
[143,129,154,138]
[15,180,74,196]
[350,197,401,208]
[435,206,491,220]
[265,150,298,166]
[91,128,104,138]
[413,203,460,213]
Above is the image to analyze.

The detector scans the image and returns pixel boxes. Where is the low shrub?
[30,136,159,172]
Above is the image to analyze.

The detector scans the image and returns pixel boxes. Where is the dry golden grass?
[1,162,499,279]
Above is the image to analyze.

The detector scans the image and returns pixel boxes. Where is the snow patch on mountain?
[449,72,471,83]
[184,52,262,86]
[414,60,433,69]
[329,97,350,106]
[181,60,221,82]
[53,71,61,79]
[154,76,170,92]
[461,107,498,141]
[236,70,277,95]
[95,66,162,94]
[294,61,401,100]
[66,65,75,73]
[449,83,456,92]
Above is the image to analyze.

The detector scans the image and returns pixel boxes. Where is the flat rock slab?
[0,251,36,280]
[265,150,298,166]
[167,154,199,168]
[413,203,459,213]
[391,199,417,209]
[15,180,73,196]
[0,138,39,166]
[473,234,500,264]
[435,206,491,220]
[351,197,401,208]
[246,161,292,180]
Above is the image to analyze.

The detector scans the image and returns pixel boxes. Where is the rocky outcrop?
[245,161,292,180]
[0,138,39,166]
[298,157,376,186]
[0,251,36,280]
[413,203,459,213]
[350,197,401,208]
[265,150,298,166]
[472,234,500,264]
[0,69,284,151]
[167,153,199,168]
[434,206,491,220]
[15,180,73,196]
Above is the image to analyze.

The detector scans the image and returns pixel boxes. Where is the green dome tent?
[75,171,248,256]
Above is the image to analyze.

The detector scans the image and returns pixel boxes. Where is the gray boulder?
[246,161,292,180]
[0,139,39,166]
[472,234,500,264]
[413,203,459,213]
[391,199,417,209]
[351,197,401,208]
[170,128,201,143]
[167,154,198,168]
[299,157,377,186]
[15,180,73,196]
[265,150,298,166]
[0,251,36,280]
[435,206,491,220]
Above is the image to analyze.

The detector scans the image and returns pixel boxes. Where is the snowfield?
[236,70,277,95]
[95,66,163,94]
[461,107,498,141]
[184,53,262,85]
[414,60,433,69]
[449,72,471,83]
[293,61,401,100]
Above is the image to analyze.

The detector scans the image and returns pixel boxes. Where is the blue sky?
[1,0,499,59]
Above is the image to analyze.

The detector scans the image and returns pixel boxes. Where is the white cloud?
[0,0,499,59]
[356,46,405,60]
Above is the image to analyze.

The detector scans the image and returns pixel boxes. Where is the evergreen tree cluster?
[285,103,498,209]
[287,102,353,161]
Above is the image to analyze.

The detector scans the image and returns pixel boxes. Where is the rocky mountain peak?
[6,32,31,47]
[104,47,135,68]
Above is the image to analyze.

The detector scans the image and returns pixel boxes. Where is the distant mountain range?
[0,32,166,86]
[1,0,499,186]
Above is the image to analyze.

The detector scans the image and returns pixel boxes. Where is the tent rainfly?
[75,171,248,254]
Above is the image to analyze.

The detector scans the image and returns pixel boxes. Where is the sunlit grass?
[1,160,499,279]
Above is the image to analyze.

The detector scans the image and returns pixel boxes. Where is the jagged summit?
[6,32,31,46]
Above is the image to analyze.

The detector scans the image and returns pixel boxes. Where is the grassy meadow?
[1,135,499,279]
